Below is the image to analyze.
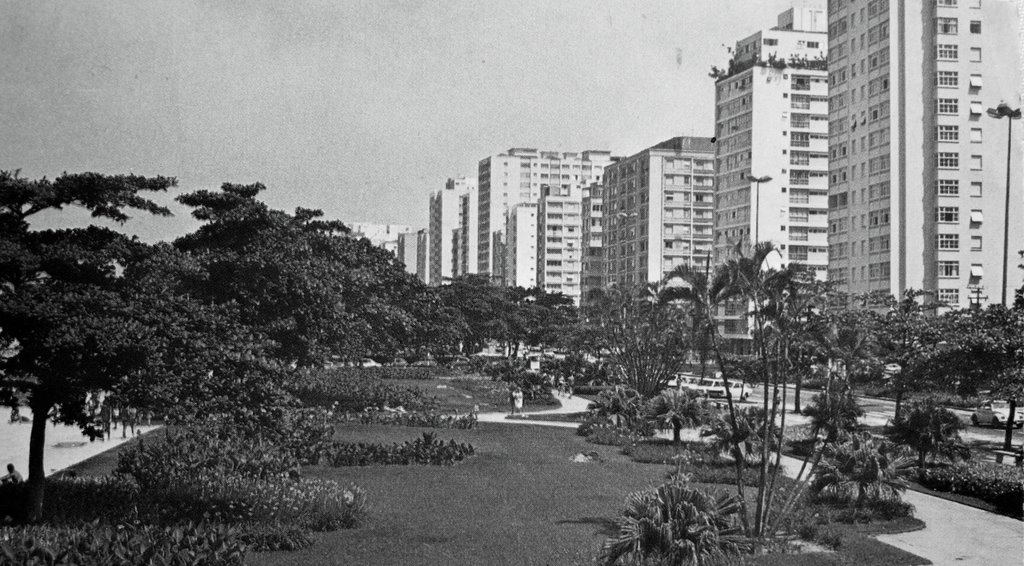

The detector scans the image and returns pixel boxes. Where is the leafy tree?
[436,275,507,355]
[887,398,970,468]
[601,482,747,566]
[871,290,943,420]
[583,285,691,396]
[174,183,432,366]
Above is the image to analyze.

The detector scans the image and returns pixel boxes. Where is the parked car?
[971,401,1023,428]
[699,377,749,401]
[360,358,381,368]
[411,359,437,367]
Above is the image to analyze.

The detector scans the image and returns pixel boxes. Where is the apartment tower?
[537,184,584,303]
[580,182,606,301]
[429,177,476,285]
[826,0,1023,308]
[504,203,538,288]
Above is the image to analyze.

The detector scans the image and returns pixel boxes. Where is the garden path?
[474,390,590,429]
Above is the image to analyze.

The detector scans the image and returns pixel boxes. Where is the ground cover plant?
[915,460,1024,517]
[321,431,475,466]
[352,408,478,429]
[289,368,440,413]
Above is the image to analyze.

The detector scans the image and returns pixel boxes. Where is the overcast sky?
[2,0,797,242]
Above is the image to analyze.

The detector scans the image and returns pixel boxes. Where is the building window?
[970,127,983,142]
[938,261,960,278]
[970,181,983,197]
[938,98,959,114]
[763,38,778,46]
[938,289,960,306]
[936,17,958,34]
[970,235,983,250]
[969,47,982,62]
[937,233,960,250]
[969,74,983,89]
[937,44,958,60]
[970,155,982,170]
[969,21,981,33]
[938,152,959,168]
[807,41,819,48]
[937,125,960,141]
[938,0,958,5]
[937,206,960,223]
[936,179,960,195]
[936,70,959,87]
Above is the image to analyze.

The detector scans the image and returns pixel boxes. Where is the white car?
[698,378,749,401]
[360,358,381,368]
[970,401,1023,428]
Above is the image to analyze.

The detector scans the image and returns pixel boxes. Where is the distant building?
[537,184,584,303]
[457,189,479,277]
[348,222,412,255]
[580,182,606,301]
[429,177,476,285]
[477,148,613,279]
[827,0,1023,309]
[602,137,716,287]
[396,231,418,276]
[415,228,429,284]
[504,203,538,288]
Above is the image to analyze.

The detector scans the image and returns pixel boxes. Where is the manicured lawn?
[250,422,668,566]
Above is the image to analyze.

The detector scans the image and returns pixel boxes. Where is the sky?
[2,0,798,242]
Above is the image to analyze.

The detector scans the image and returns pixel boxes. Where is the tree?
[812,432,910,513]
[887,398,970,468]
[175,183,432,366]
[872,290,943,420]
[648,388,711,444]
[584,284,691,396]
[0,171,174,521]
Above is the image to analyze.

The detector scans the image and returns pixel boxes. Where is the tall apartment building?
[429,177,476,285]
[395,231,419,277]
[580,182,606,301]
[456,189,479,276]
[537,185,584,303]
[602,137,716,287]
[827,0,1023,309]
[714,1,830,280]
[477,148,612,280]
[504,203,538,288]
[348,222,412,256]
[415,228,429,284]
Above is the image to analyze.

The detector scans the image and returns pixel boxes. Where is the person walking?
[513,388,524,416]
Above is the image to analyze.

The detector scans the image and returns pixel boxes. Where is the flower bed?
[289,369,440,412]
[322,432,475,466]
[351,408,477,429]
[916,461,1024,517]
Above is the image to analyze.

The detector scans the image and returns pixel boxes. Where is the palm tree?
[802,390,864,444]
[648,388,712,444]
[812,432,910,514]
[601,481,748,566]
[887,398,970,468]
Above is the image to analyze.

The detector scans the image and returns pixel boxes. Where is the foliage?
[289,368,440,413]
[353,408,478,429]
[706,406,778,466]
[648,388,714,443]
[886,398,970,468]
[328,366,450,381]
[801,391,864,443]
[588,387,652,435]
[584,425,641,447]
[482,358,553,401]
[583,285,691,396]
[916,461,1024,517]
[600,480,748,566]
[811,433,910,512]
[0,522,247,566]
[322,432,475,466]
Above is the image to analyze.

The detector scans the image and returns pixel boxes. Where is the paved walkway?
[480,392,1024,566]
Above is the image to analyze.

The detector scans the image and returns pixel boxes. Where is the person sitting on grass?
[1,464,23,485]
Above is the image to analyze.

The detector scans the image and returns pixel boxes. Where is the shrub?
[812,432,910,512]
[583,425,638,447]
[0,522,247,566]
[323,432,475,466]
[647,388,714,443]
[289,368,440,412]
[355,409,478,429]
[237,522,314,552]
[40,476,140,525]
[802,390,863,443]
[916,461,1024,517]
[887,398,969,468]
[325,366,449,381]
[600,480,748,565]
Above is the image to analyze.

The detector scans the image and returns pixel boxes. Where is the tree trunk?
[793,375,802,414]
[673,422,681,444]
[1003,399,1017,451]
[894,386,904,422]
[25,403,50,523]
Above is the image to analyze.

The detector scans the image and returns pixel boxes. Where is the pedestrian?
[567,375,575,398]
[557,376,566,398]
[513,387,524,415]
[1,464,23,485]
[508,385,517,416]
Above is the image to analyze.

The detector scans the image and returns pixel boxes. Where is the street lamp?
[986,102,1021,307]
[746,174,772,244]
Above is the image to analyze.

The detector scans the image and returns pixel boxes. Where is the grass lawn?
[250,422,668,566]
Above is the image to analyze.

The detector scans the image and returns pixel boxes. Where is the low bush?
[916,461,1024,517]
[354,409,478,429]
[0,522,248,566]
[236,522,314,552]
[40,476,139,524]
[797,522,844,550]
[582,425,637,447]
[326,366,450,381]
[289,368,440,412]
[323,432,475,466]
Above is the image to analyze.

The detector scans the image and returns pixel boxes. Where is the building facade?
[580,182,605,301]
[348,222,412,256]
[826,0,1023,309]
[714,1,830,279]
[537,185,584,303]
[477,148,612,279]
[456,189,479,277]
[602,137,716,287]
[395,231,419,277]
[429,177,476,285]
[415,228,429,284]
[504,203,538,288]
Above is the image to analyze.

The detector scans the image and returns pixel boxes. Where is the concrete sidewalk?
[475,390,591,428]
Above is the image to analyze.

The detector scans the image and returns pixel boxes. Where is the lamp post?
[747,174,772,245]
[986,102,1021,307]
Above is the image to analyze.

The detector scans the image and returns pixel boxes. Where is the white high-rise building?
[537,185,584,303]
[429,177,476,285]
[348,222,412,256]
[415,228,429,284]
[504,203,538,288]
[714,1,830,280]
[827,0,1023,309]
[580,182,606,301]
[477,148,612,280]
[603,137,716,287]
[457,189,479,276]
[395,231,418,277]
